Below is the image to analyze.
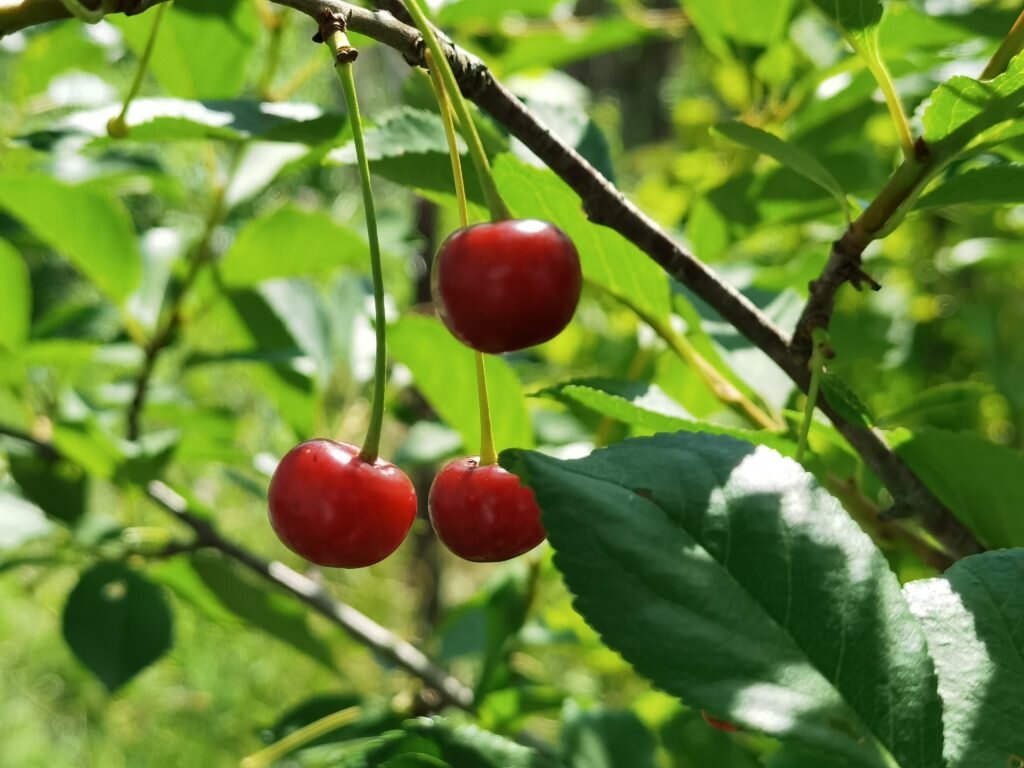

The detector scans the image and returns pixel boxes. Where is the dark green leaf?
[893,428,1024,548]
[8,453,88,526]
[820,373,873,428]
[561,704,657,768]
[0,175,141,303]
[807,0,882,38]
[62,562,173,691]
[503,433,943,767]
[261,694,404,748]
[904,550,1024,767]
[876,382,992,430]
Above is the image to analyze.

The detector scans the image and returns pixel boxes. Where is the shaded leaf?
[820,373,873,428]
[893,428,1024,548]
[562,703,658,768]
[904,550,1024,767]
[62,562,173,691]
[503,433,943,767]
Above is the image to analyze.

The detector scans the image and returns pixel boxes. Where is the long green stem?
[239,706,362,768]
[404,0,510,221]
[334,45,387,463]
[108,1,166,138]
[863,53,915,159]
[796,329,830,463]
[426,49,498,466]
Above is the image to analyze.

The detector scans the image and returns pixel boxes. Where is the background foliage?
[2,0,1023,765]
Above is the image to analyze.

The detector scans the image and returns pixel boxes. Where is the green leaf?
[0,490,54,550]
[561,703,658,768]
[0,238,30,350]
[152,551,335,669]
[220,207,368,287]
[8,453,88,526]
[917,164,1024,209]
[537,378,796,454]
[820,373,873,428]
[115,0,258,100]
[262,694,404,749]
[389,315,533,452]
[683,0,794,53]
[712,121,849,218]
[893,428,1024,548]
[0,175,141,303]
[62,562,173,691]
[53,99,345,144]
[923,51,1024,162]
[438,0,559,26]
[903,550,1024,767]
[502,433,943,767]
[876,382,992,430]
[497,19,655,75]
[493,155,670,320]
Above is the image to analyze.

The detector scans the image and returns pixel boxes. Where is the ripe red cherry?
[268,440,417,568]
[428,457,545,562]
[431,219,582,353]
[701,710,739,733]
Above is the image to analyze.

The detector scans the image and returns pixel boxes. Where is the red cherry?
[428,457,545,562]
[432,219,582,353]
[701,710,739,733]
[268,440,417,568]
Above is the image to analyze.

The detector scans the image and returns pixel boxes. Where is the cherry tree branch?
[0,0,983,559]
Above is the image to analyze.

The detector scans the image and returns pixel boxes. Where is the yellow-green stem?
[796,329,829,463]
[239,706,361,768]
[334,46,387,463]
[426,50,498,466]
[404,0,510,221]
[863,53,915,159]
[109,1,166,135]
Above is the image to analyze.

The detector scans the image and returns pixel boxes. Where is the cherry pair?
[268,439,544,567]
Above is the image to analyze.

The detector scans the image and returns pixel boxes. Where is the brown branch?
[0,0,984,559]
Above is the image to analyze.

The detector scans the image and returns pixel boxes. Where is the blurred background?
[1,0,1023,765]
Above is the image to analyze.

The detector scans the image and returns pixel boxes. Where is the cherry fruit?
[428,457,545,562]
[432,219,582,354]
[268,439,417,568]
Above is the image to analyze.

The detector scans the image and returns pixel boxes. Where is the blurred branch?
[0,423,475,711]
[144,481,475,711]
[981,8,1024,80]
[0,0,984,560]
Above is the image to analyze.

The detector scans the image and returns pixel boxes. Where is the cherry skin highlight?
[428,457,546,562]
[432,219,582,354]
[268,439,417,568]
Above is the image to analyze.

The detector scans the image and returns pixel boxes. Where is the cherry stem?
[239,706,362,768]
[332,36,387,464]
[404,0,511,222]
[110,1,166,134]
[426,49,498,467]
[796,328,830,463]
